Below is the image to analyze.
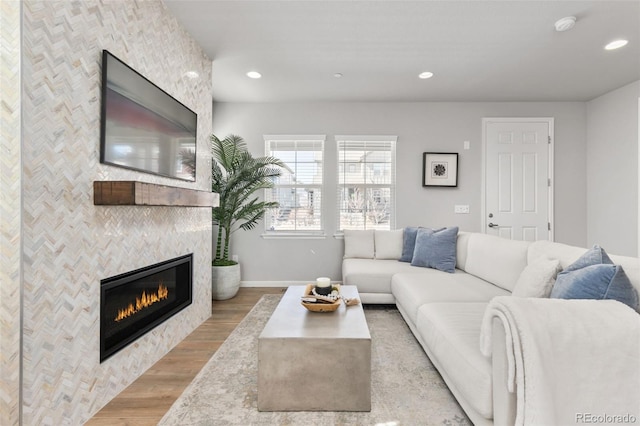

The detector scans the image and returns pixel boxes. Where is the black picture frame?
[422,152,458,187]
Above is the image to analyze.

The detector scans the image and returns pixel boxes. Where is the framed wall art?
[422,152,458,187]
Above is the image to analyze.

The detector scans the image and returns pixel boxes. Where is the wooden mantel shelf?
[94,181,219,207]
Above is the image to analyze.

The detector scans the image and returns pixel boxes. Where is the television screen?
[100,50,197,182]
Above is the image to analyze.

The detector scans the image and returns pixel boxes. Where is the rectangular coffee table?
[258,285,371,411]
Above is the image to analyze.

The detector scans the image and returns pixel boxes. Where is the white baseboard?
[240,280,342,288]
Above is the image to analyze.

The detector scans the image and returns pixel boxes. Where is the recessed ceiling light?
[605,39,629,50]
[246,71,262,79]
[554,16,576,32]
[418,71,434,79]
[183,71,199,79]
[334,73,343,78]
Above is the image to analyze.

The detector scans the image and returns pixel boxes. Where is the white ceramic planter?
[211,263,241,300]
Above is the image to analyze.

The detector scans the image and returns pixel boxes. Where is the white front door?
[483,118,553,241]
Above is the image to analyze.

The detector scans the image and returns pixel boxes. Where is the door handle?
[488,223,499,228]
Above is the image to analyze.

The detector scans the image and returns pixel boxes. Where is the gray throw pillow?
[550,245,639,310]
[551,264,639,310]
[399,227,420,262]
[410,227,459,273]
[563,244,613,272]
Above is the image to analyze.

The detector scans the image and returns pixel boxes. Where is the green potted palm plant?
[210,134,283,300]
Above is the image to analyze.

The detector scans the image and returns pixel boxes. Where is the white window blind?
[336,136,397,231]
[264,135,325,234]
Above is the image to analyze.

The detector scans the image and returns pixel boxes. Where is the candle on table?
[315,277,331,295]
[316,277,331,288]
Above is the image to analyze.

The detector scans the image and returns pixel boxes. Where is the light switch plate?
[454,205,470,214]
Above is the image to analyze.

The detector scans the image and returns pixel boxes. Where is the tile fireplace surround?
[1,1,214,424]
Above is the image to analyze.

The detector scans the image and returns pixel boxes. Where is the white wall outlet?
[454,205,470,214]
[463,140,470,150]
[232,254,239,262]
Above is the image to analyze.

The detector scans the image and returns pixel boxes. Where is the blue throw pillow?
[399,227,420,262]
[551,264,639,310]
[550,245,639,311]
[564,244,613,272]
[410,227,459,273]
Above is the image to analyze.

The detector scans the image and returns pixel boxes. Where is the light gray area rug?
[160,295,471,426]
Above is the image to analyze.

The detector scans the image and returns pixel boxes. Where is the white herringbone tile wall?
[18,1,214,424]
[0,1,22,425]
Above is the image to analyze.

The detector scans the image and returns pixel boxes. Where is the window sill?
[261,233,327,240]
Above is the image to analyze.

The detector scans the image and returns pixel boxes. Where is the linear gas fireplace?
[100,254,192,362]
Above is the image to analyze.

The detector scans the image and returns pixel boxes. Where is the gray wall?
[213,101,587,283]
[586,80,640,256]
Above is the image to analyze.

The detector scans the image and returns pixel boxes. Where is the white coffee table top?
[259,285,371,340]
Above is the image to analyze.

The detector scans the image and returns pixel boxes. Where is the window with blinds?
[264,135,325,234]
[336,136,397,231]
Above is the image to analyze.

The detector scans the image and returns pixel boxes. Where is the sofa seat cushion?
[392,271,510,326]
[416,303,493,420]
[342,259,427,294]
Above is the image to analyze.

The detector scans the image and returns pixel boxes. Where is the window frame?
[262,134,326,239]
[335,135,397,236]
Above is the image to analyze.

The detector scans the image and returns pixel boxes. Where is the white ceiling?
[164,0,640,103]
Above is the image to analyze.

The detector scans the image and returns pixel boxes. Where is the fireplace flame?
[114,282,169,322]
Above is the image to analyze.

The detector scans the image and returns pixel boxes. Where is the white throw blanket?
[480,296,640,425]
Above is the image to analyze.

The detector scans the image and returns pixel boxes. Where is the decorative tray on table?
[300,283,341,312]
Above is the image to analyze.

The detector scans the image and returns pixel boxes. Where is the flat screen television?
[100,50,197,181]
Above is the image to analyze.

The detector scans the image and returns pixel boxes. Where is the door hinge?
[548,136,551,144]
[548,178,551,187]
[548,222,551,231]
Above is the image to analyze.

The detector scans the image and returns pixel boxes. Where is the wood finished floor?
[86,287,287,426]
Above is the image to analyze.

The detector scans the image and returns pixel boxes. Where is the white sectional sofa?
[342,230,640,426]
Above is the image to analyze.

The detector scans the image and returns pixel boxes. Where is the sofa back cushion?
[343,229,375,259]
[374,229,403,260]
[529,240,640,295]
[464,233,531,291]
[455,231,472,270]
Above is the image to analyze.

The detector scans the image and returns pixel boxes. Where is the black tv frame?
[100,50,197,182]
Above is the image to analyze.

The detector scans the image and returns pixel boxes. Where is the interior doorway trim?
[481,117,555,241]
